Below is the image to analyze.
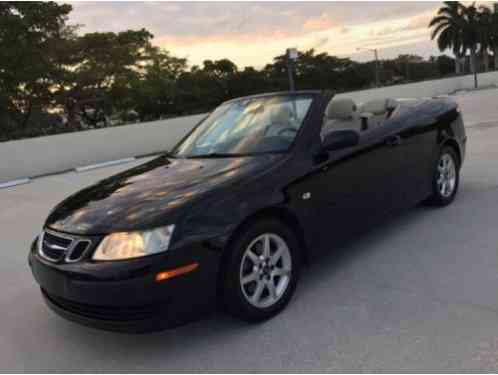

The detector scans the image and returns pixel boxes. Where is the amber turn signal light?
[155,262,199,282]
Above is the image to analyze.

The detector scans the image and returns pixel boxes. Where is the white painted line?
[75,157,136,173]
[0,178,31,189]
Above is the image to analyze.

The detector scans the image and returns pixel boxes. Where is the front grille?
[39,230,92,263]
[67,240,91,261]
[42,289,166,322]
[44,231,72,249]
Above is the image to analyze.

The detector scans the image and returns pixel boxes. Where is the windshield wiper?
[163,151,176,158]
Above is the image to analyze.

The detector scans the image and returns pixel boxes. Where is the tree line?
[0,2,464,142]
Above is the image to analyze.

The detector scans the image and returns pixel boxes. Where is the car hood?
[46,155,281,235]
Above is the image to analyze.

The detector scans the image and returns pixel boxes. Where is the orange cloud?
[303,13,333,31]
[154,29,290,48]
[405,11,437,31]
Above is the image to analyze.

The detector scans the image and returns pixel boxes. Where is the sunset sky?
[67,1,489,68]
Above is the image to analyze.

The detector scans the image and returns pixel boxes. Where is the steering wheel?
[277,127,298,136]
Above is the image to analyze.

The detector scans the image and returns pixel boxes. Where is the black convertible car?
[29,90,466,332]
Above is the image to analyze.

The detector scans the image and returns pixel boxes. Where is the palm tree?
[478,5,492,72]
[429,2,466,74]
[479,3,498,71]
[429,2,481,87]
[462,3,481,82]
[493,3,498,70]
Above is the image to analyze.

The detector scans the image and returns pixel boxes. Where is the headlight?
[92,225,175,261]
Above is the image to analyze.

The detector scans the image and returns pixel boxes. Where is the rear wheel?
[222,219,301,322]
[428,146,460,206]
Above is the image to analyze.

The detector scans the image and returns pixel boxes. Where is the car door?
[390,101,451,206]
[288,119,407,254]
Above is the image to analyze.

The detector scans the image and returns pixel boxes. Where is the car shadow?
[298,205,436,289]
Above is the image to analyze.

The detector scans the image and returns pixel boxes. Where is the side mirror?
[321,130,359,152]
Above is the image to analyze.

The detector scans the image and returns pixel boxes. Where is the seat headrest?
[325,98,357,120]
[360,98,397,115]
[271,105,293,124]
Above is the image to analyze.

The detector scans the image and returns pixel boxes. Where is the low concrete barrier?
[0,114,205,183]
[336,75,459,103]
[2,70,498,184]
[335,71,498,103]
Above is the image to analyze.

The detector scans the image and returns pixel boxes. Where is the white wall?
[2,70,498,184]
[0,114,205,183]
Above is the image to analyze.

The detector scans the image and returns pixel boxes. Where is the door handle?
[385,135,402,147]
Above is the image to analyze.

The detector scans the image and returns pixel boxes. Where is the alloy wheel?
[239,233,292,309]
[437,153,457,198]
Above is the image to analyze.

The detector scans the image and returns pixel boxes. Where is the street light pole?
[357,47,380,87]
[287,61,295,92]
[286,48,298,92]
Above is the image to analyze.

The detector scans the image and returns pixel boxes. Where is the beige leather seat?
[321,98,361,137]
[270,105,293,126]
[266,105,297,136]
[358,98,398,127]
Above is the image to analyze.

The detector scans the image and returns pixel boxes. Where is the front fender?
[174,185,287,253]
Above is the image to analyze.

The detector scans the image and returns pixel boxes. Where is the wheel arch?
[440,138,462,169]
[226,206,309,263]
[216,206,309,300]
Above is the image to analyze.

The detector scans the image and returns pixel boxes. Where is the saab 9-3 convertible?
[29,91,466,332]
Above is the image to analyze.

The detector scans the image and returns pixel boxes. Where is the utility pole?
[357,47,380,87]
[286,48,298,92]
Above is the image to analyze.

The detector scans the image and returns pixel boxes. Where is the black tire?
[427,146,460,207]
[222,219,301,322]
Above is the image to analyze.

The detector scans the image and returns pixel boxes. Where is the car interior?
[266,105,299,137]
[321,97,399,140]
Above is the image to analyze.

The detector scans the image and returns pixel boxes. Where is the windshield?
[172,94,313,158]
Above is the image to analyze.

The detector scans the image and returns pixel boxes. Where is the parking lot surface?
[2,89,498,371]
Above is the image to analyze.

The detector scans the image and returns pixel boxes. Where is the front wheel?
[222,219,301,322]
[427,146,460,206]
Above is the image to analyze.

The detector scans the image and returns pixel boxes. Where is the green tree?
[203,58,238,101]
[264,49,362,92]
[128,46,187,121]
[429,1,466,74]
[58,28,153,127]
[175,67,224,114]
[203,58,238,80]
[461,3,482,82]
[228,67,270,98]
[477,3,498,71]
[430,1,482,87]
[491,4,498,70]
[0,1,73,129]
[477,5,492,71]
[430,55,456,76]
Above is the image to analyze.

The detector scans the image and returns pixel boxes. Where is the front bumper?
[29,239,221,333]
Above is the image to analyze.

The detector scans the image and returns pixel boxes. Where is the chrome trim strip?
[38,230,70,262]
[65,239,92,263]
[44,228,75,242]
[45,243,66,251]
[37,231,45,258]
